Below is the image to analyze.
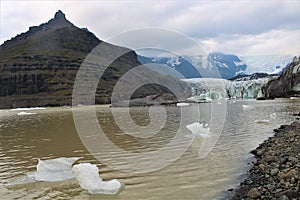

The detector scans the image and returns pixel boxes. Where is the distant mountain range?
[138,52,247,79]
[138,53,294,80]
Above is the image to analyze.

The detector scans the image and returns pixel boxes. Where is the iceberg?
[33,157,81,181]
[17,112,37,116]
[72,163,122,195]
[186,122,210,138]
[5,157,81,186]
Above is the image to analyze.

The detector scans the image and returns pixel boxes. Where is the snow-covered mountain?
[240,55,294,75]
[138,52,247,79]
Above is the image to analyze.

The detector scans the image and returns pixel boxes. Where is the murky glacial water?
[0,99,299,200]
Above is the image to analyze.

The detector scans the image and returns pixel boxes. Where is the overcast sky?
[1,0,300,56]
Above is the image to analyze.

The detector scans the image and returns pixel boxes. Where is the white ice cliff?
[183,78,268,101]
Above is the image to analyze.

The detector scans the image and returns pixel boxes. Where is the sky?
[1,0,300,56]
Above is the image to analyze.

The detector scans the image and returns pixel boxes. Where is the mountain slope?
[0,10,190,108]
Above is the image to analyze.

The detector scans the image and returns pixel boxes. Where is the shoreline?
[231,120,300,199]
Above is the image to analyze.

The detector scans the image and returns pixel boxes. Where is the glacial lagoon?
[0,99,299,199]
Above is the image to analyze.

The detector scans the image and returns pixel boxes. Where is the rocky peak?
[54,10,66,20]
[47,10,73,28]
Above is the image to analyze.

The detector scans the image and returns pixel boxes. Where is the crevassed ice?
[183,78,268,101]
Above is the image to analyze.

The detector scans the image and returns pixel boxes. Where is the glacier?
[183,78,268,101]
[240,55,293,74]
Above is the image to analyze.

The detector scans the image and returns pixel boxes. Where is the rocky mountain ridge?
[264,56,300,98]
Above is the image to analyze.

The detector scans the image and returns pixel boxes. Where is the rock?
[291,121,300,128]
[231,121,300,200]
[247,187,261,199]
[262,154,275,164]
[288,156,298,163]
[270,168,279,176]
[259,163,266,170]
[279,169,298,181]
[279,195,289,200]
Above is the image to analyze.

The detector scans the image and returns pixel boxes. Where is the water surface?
[0,99,299,199]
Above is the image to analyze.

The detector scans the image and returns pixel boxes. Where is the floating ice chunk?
[176,103,190,107]
[72,163,122,195]
[254,119,270,124]
[290,97,300,99]
[186,122,210,138]
[17,112,36,116]
[5,157,81,186]
[34,157,81,181]
[12,107,46,111]
[242,105,253,109]
[270,113,276,118]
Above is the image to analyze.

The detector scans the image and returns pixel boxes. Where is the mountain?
[0,10,190,108]
[138,55,202,78]
[228,73,276,81]
[208,52,247,79]
[264,56,300,98]
[240,55,294,75]
[138,52,247,79]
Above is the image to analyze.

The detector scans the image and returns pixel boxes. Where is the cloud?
[200,29,300,55]
[1,0,300,55]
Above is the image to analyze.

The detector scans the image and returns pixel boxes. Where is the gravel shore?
[231,120,300,200]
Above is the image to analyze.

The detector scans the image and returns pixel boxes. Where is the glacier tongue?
[183,78,268,100]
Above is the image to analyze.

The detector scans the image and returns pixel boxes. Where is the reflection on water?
[0,99,299,199]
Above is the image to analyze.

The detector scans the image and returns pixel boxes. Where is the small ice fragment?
[176,103,190,107]
[290,97,300,99]
[254,119,270,124]
[72,163,122,195]
[17,112,36,116]
[242,105,253,109]
[186,122,210,138]
[12,107,46,111]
